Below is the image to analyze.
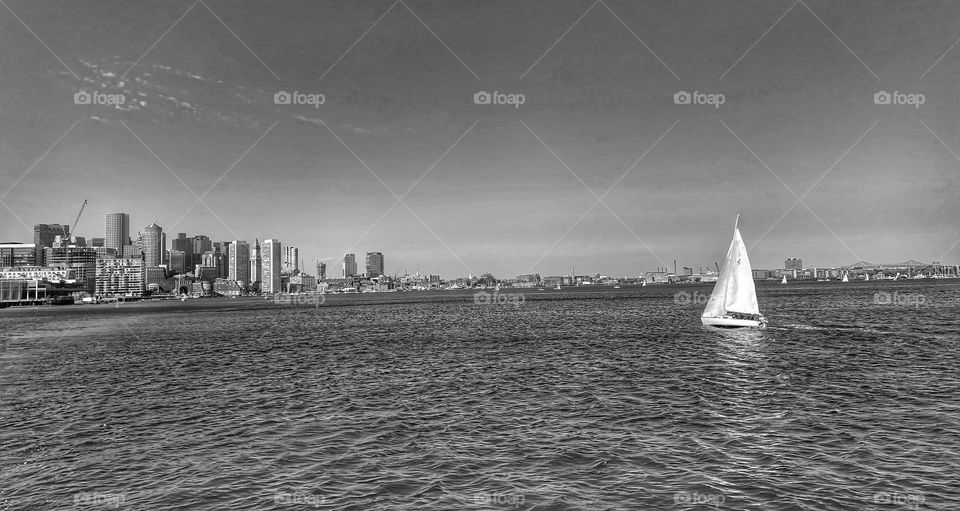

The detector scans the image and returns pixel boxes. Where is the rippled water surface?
[1,281,959,510]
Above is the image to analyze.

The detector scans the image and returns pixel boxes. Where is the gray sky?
[1,0,958,277]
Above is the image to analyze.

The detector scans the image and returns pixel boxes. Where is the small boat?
[701,216,767,329]
[554,284,561,290]
[841,273,849,283]
[613,285,621,289]
[780,275,787,285]
[864,273,870,281]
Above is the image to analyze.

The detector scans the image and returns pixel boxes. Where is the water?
[1,281,958,510]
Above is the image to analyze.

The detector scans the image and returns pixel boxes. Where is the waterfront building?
[144,266,172,292]
[260,239,282,294]
[287,274,317,293]
[95,257,145,297]
[785,258,803,271]
[316,262,326,281]
[365,252,384,278]
[0,267,76,281]
[213,278,243,296]
[142,223,164,267]
[105,213,130,251]
[0,243,37,267]
[250,239,263,287]
[229,241,250,284]
[343,254,357,278]
[43,246,97,293]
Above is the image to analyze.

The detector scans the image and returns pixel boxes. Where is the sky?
[0,0,958,278]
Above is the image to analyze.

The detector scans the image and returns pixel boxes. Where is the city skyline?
[0,1,957,277]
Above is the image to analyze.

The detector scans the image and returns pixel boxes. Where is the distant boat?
[841,273,849,283]
[554,284,561,290]
[701,216,767,329]
[613,285,621,289]
[864,273,870,281]
[781,275,787,285]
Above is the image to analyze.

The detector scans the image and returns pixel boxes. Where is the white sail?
[781,275,787,284]
[702,220,760,318]
[841,273,849,282]
[864,273,869,281]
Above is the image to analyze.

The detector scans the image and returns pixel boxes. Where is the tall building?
[316,261,326,281]
[283,246,299,271]
[105,213,130,251]
[261,239,282,293]
[95,257,145,297]
[343,253,357,278]
[191,235,212,268]
[0,243,37,267]
[250,239,262,286]
[785,258,803,270]
[34,224,69,266]
[366,252,384,278]
[168,250,187,274]
[142,223,164,267]
[229,241,250,284]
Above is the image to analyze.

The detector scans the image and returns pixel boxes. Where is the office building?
[142,223,164,267]
[34,224,69,266]
[343,253,357,278]
[0,243,37,267]
[105,213,130,251]
[316,261,326,281]
[260,239,282,293]
[168,250,187,274]
[250,239,262,287]
[229,241,250,284]
[366,252,384,278]
[785,258,803,271]
[43,246,97,292]
[90,238,105,248]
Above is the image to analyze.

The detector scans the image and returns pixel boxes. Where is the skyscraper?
[34,223,69,266]
[316,261,326,281]
[366,252,384,278]
[250,239,262,286]
[229,241,250,284]
[105,213,130,251]
[343,253,357,278]
[261,239,282,293]
[142,223,163,267]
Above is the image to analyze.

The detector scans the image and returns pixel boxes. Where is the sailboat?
[841,272,849,283]
[701,216,767,329]
[780,275,787,285]
[864,273,869,281]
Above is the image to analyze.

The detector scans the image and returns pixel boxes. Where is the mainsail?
[702,219,760,318]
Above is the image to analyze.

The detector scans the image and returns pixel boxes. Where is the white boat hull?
[701,316,766,329]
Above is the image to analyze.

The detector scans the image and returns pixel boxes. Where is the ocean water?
[1,281,958,510]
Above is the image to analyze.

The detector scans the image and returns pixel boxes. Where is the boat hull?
[701,316,766,329]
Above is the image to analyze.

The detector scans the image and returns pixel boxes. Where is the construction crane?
[62,199,87,239]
